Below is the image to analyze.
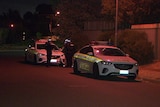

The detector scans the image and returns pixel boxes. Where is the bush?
[118,30,154,65]
[71,33,90,50]
[0,28,9,44]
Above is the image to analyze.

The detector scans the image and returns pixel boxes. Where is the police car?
[25,39,66,66]
[73,43,139,80]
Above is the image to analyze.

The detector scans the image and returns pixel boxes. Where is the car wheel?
[93,63,99,78]
[34,54,37,64]
[59,62,65,67]
[128,76,136,80]
[73,60,80,74]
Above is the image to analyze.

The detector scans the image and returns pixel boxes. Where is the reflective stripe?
[79,62,90,71]
[74,53,102,63]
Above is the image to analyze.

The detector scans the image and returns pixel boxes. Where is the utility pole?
[115,0,118,46]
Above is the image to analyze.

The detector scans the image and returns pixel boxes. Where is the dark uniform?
[63,42,76,67]
[45,41,53,66]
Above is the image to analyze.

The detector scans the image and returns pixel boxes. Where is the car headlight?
[101,61,112,65]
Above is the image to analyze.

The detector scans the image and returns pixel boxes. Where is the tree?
[102,0,160,27]
[22,1,60,39]
[0,28,9,44]
[55,0,102,38]
[35,4,54,14]
[0,9,23,43]
[132,0,160,24]
[50,0,60,10]
[23,11,37,39]
[35,4,54,36]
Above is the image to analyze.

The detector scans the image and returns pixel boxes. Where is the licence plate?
[50,59,57,63]
[120,70,129,74]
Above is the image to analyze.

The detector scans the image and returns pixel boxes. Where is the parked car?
[25,39,65,66]
[73,43,139,80]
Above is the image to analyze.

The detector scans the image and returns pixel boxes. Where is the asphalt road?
[0,56,160,107]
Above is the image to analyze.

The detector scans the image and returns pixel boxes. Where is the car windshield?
[37,44,59,50]
[37,44,45,49]
[95,48,126,56]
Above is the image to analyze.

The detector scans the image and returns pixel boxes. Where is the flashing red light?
[10,24,14,28]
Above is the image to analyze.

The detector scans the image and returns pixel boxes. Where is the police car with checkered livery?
[25,39,65,66]
[73,43,138,80]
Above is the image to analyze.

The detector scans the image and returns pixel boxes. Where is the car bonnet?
[96,55,137,64]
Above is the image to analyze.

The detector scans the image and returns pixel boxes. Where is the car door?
[78,46,94,73]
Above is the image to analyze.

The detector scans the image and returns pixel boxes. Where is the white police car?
[73,44,138,80]
[25,39,66,66]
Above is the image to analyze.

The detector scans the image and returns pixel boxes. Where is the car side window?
[80,46,94,56]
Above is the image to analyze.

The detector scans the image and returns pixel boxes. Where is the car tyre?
[128,76,136,80]
[93,63,99,78]
[73,60,80,74]
[34,54,37,64]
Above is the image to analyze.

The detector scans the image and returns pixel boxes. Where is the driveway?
[139,61,160,83]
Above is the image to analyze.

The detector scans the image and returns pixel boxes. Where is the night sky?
[0,0,52,16]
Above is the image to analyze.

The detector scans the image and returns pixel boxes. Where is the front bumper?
[36,55,66,65]
[98,63,139,77]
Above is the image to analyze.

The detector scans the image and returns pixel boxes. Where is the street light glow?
[55,11,60,16]
[57,11,60,15]
[10,24,14,28]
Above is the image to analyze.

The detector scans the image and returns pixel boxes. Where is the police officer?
[63,40,76,67]
[45,38,53,67]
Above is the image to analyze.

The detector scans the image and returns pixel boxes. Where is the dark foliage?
[118,30,154,65]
